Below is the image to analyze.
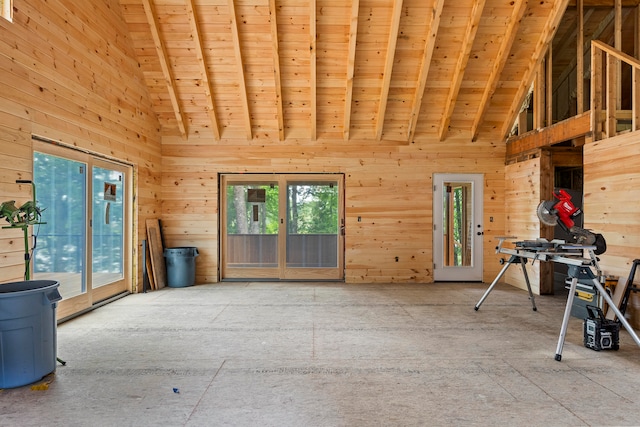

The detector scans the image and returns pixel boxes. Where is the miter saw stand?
[475,237,640,361]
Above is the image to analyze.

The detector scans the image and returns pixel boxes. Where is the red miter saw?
[537,189,607,255]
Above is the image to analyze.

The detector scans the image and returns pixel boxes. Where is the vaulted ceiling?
[118,0,569,142]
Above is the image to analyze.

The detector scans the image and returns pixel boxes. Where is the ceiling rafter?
[375,0,403,141]
[310,0,317,140]
[438,0,486,142]
[407,0,445,142]
[500,0,571,139]
[343,0,360,141]
[185,0,220,140]
[141,0,187,139]
[227,0,252,140]
[471,0,527,141]
[268,0,284,140]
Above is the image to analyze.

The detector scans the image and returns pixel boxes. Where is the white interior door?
[433,173,483,281]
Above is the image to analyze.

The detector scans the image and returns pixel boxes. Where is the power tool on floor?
[537,189,607,255]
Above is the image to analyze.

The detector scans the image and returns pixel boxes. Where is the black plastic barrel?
[163,247,199,288]
[0,280,61,388]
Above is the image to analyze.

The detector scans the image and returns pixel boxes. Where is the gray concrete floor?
[3,282,640,426]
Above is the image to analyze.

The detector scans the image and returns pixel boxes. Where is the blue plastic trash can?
[164,247,199,288]
[0,280,61,388]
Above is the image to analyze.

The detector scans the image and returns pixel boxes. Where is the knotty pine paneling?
[584,130,640,328]
[162,133,506,284]
[0,0,161,289]
[504,157,542,294]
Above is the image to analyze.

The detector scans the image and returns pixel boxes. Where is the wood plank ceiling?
[118,0,569,142]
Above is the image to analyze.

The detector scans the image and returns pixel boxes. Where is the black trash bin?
[164,247,199,288]
[0,280,61,388]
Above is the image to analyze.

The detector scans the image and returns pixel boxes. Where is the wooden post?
[606,53,617,138]
[576,0,584,114]
[591,43,603,141]
[539,149,554,295]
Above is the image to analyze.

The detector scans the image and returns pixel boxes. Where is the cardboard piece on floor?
[605,276,628,321]
[146,219,166,289]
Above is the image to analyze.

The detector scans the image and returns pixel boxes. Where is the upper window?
[1,0,12,22]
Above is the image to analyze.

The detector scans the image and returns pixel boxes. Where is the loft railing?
[591,40,640,141]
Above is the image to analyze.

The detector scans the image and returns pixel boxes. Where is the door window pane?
[286,182,338,268]
[92,166,124,288]
[443,182,472,267]
[32,152,87,299]
[226,183,279,267]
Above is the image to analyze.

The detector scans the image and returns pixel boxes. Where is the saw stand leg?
[475,255,537,311]
[555,265,640,361]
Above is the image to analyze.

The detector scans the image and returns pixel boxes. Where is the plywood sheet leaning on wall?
[146,219,166,289]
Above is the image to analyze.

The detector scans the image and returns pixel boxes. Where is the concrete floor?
[3,282,640,426]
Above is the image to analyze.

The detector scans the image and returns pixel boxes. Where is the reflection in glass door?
[33,152,87,300]
[91,164,125,293]
[221,174,344,281]
[32,141,130,319]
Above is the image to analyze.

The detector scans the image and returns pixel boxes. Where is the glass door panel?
[91,165,125,289]
[32,152,88,303]
[32,141,131,319]
[221,174,344,281]
[222,179,280,279]
[285,181,339,272]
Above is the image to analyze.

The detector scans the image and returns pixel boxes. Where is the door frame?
[220,173,345,281]
[433,173,484,281]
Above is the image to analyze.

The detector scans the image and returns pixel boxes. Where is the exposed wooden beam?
[438,0,486,141]
[228,0,252,140]
[310,0,317,141]
[552,8,611,93]
[606,52,617,137]
[577,0,584,114]
[505,111,591,159]
[500,0,571,139]
[186,0,220,140]
[534,66,544,129]
[615,0,622,111]
[374,0,403,141]
[546,46,552,125]
[631,6,640,131]
[471,0,526,141]
[634,67,639,131]
[343,0,360,141]
[590,43,603,140]
[407,0,444,142]
[141,0,187,139]
[268,0,284,140]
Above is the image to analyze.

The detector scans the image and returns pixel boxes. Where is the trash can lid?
[0,280,59,294]
[164,247,199,256]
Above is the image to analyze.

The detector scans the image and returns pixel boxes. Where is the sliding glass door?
[221,174,344,280]
[32,141,131,319]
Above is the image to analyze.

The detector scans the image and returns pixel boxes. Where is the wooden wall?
[161,134,506,284]
[584,129,640,327]
[0,0,161,288]
[504,157,544,294]
[0,0,509,290]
